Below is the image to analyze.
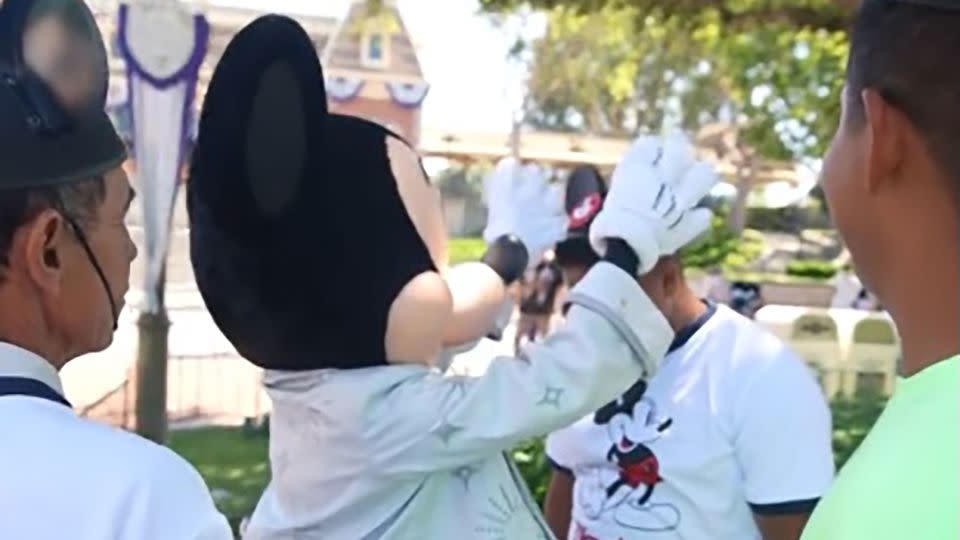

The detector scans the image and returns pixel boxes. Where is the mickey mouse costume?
[189,15,718,539]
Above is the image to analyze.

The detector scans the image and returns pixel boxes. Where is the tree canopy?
[478,0,859,32]
[486,1,851,161]
[478,0,853,233]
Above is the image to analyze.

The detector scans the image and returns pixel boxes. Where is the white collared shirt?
[0,342,233,540]
[0,342,65,395]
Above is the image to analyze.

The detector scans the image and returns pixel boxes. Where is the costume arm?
[365,262,673,476]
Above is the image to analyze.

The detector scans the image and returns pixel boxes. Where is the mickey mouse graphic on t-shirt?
[577,379,681,532]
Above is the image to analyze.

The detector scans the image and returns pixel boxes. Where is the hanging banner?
[326,76,365,102]
[118,0,208,314]
[385,81,430,109]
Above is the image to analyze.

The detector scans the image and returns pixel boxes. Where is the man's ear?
[20,209,66,295]
[661,257,682,297]
[861,88,908,194]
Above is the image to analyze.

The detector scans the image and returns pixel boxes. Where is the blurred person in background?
[729,281,764,319]
[515,249,564,352]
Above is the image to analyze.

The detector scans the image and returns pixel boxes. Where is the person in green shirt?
[803,0,960,538]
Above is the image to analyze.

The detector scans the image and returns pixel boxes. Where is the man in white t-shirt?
[548,197,834,540]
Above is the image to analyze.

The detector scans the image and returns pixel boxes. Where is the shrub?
[512,439,553,505]
[786,260,838,280]
[680,217,764,270]
[449,217,767,272]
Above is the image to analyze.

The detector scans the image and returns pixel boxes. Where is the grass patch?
[449,237,487,264]
[169,427,269,533]
[171,398,887,530]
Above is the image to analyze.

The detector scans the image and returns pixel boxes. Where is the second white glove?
[589,134,718,275]
[482,157,568,267]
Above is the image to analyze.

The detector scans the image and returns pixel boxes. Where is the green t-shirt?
[802,356,959,540]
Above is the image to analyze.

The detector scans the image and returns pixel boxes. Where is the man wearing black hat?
[0,1,230,538]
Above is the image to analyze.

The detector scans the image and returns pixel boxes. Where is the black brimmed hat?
[0,0,126,190]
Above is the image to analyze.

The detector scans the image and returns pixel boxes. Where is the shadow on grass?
[170,395,888,534]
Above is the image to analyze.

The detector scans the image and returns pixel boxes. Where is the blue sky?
[212,0,543,132]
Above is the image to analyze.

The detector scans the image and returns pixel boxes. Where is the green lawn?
[169,427,269,534]
[169,396,887,536]
[449,237,834,284]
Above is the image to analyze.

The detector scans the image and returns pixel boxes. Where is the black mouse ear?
[188,15,331,368]
[0,0,125,190]
[190,14,326,229]
[621,379,649,409]
[0,0,110,117]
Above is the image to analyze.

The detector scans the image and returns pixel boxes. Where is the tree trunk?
[730,159,755,235]
[510,116,521,161]
[730,185,750,234]
[134,264,169,444]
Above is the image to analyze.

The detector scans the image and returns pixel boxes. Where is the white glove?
[590,134,718,275]
[482,157,567,267]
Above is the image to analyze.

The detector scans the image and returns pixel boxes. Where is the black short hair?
[846,0,960,196]
[0,176,106,276]
[555,236,599,269]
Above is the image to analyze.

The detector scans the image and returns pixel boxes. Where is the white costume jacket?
[244,263,674,539]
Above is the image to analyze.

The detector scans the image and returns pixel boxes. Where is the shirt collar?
[667,300,717,354]
[0,342,65,396]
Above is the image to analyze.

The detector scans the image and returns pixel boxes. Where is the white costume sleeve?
[733,350,835,511]
[366,262,674,475]
[122,447,234,540]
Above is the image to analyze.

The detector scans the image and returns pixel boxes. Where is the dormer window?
[361,32,389,68]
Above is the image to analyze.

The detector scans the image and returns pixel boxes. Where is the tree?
[488,1,849,233]
[478,0,860,31]
[523,7,723,136]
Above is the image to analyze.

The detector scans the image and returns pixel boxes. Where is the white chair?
[789,312,844,399]
[844,317,900,398]
[754,304,801,342]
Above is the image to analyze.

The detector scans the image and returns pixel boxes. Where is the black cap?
[555,164,606,268]
[0,0,126,190]
[563,164,606,238]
